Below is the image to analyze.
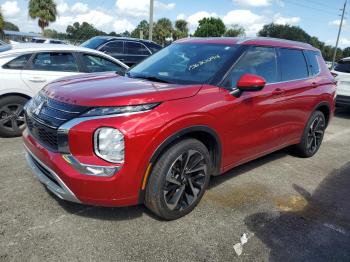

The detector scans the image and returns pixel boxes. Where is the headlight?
[94,127,124,163]
[81,103,160,117]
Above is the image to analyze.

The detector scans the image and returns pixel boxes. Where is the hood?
[42,72,202,106]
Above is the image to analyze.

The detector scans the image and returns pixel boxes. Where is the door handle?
[272,88,285,95]
[28,77,47,83]
[312,82,319,88]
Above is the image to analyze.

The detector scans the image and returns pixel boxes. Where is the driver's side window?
[223,46,278,89]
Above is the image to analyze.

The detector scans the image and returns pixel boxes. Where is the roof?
[3,30,41,37]
[92,36,160,45]
[175,37,318,51]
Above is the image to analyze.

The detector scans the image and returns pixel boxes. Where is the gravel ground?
[0,108,349,262]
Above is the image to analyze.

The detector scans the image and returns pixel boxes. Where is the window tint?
[3,54,32,70]
[305,51,320,76]
[125,42,149,55]
[224,46,278,88]
[334,60,350,73]
[82,54,125,74]
[32,52,78,72]
[100,41,123,54]
[279,48,308,81]
[146,42,162,53]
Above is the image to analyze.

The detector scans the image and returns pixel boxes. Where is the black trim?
[138,125,222,203]
[336,95,350,106]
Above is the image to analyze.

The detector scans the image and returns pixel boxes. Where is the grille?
[25,93,90,151]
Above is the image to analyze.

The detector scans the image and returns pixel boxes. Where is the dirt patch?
[274,195,308,212]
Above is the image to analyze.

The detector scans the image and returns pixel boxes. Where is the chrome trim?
[62,154,121,176]
[57,110,151,153]
[24,144,81,203]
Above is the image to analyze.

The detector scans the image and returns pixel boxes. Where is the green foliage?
[66,22,106,44]
[3,21,19,31]
[28,0,57,34]
[131,20,149,39]
[194,17,226,37]
[121,31,131,37]
[342,47,350,58]
[224,25,245,37]
[153,18,173,45]
[0,8,4,31]
[173,19,189,40]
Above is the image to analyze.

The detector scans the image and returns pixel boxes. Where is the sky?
[0,0,349,47]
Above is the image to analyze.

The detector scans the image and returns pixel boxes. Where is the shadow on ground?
[245,162,350,262]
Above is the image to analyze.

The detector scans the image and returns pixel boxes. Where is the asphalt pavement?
[1,108,349,262]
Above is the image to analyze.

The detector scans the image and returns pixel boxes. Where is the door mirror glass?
[236,74,266,92]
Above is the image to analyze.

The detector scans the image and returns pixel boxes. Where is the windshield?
[81,37,107,49]
[128,43,239,84]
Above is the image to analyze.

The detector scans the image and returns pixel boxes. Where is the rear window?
[279,48,309,81]
[125,42,150,55]
[3,54,32,70]
[32,52,78,72]
[334,60,350,73]
[305,51,321,76]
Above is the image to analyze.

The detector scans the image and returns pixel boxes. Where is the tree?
[131,20,149,39]
[66,22,106,44]
[342,47,350,58]
[121,30,131,37]
[3,21,19,31]
[153,18,173,45]
[28,0,57,35]
[194,17,226,37]
[224,25,245,37]
[258,23,311,43]
[173,19,189,40]
[0,9,4,31]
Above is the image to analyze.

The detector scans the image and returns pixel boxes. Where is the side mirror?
[237,74,266,92]
[230,74,266,97]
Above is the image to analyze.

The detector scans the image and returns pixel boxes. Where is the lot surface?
[0,109,350,262]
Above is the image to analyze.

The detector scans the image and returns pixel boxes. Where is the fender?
[0,88,34,99]
[138,125,222,203]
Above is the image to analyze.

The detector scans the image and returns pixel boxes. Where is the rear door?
[274,48,314,141]
[21,52,81,93]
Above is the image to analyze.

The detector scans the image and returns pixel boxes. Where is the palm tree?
[28,0,57,35]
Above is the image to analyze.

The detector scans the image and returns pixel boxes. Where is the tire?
[145,138,211,220]
[0,96,28,138]
[293,110,326,158]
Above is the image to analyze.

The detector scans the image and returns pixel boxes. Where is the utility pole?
[332,0,347,69]
[149,0,154,41]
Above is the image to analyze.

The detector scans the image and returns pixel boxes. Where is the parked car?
[81,36,162,66]
[332,57,350,107]
[31,37,66,44]
[0,40,7,45]
[0,43,128,137]
[23,37,336,220]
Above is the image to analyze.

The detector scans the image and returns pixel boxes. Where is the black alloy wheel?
[163,149,207,211]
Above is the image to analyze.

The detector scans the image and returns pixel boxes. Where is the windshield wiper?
[128,73,170,83]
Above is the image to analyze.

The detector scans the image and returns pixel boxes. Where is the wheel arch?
[0,92,32,101]
[314,101,331,127]
[138,125,222,203]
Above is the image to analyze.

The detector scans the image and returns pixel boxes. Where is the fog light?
[94,127,124,163]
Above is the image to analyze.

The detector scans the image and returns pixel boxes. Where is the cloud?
[223,10,265,35]
[71,2,89,14]
[326,38,350,48]
[176,13,186,20]
[187,11,218,29]
[1,1,20,17]
[115,0,175,18]
[273,13,300,25]
[233,0,271,7]
[113,19,135,33]
[328,19,346,26]
[57,2,69,13]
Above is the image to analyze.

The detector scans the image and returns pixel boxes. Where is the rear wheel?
[0,96,28,138]
[145,139,211,220]
[293,110,326,158]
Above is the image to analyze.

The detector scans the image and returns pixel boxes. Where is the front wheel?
[145,138,211,220]
[0,96,28,138]
[293,110,326,158]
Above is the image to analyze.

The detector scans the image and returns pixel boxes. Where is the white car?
[332,57,350,107]
[0,44,128,137]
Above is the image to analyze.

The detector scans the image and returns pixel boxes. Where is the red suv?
[23,37,336,220]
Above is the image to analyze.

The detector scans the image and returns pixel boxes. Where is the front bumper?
[25,145,80,203]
